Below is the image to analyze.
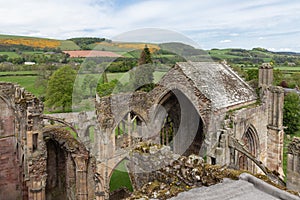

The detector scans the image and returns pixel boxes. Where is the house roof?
[170,173,300,200]
[176,62,257,109]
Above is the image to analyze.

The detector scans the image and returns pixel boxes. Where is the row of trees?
[45,45,156,112]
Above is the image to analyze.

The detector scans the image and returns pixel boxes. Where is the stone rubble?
[127,142,243,200]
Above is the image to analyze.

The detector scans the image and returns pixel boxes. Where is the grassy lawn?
[109,159,133,192]
[0,51,20,58]
[0,75,44,97]
[0,71,37,75]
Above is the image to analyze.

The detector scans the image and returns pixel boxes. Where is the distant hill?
[0,34,80,50]
[1,34,300,66]
[207,48,300,67]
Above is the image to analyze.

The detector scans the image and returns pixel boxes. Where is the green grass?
[0,75,44,97]
[89,43,132,52]
[109,159,133,192]
[59,40,80,50]
[0,71,37,75]
[274,66,300,71]
[0,51,20,58]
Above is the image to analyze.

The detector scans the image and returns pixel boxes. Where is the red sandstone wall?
[0,99,21,199]
[0,137,21,199]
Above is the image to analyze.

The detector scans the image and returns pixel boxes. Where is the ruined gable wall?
[148,65,212,127]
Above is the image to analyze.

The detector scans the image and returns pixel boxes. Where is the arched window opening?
[160,115,175,149]
[109,159,133,199]
[157,89,204,156]
[85,126,95,143]
[45,140,68,200]
[115,112,144,150]
[238,126,259,173]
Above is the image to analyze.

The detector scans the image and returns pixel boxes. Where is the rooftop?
[170,174,300,200]
[176,62,257,109]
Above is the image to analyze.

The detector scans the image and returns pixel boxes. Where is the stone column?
[73,155,88,200]
[266,86,284,175]
[258,63,273,88]
[28,178,46,200]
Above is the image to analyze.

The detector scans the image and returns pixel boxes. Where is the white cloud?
[0,0,300,51]
[230,33,239,37]
[220,39,232,43]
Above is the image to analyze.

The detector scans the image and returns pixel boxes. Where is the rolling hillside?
[0,34,80,50]
[1,34,300,68]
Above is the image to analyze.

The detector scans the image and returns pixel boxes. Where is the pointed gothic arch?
[114,111,145,150]
[238,125,260,173]
[155,89,204,156]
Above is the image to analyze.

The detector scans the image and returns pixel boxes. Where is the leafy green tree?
[130,45,155,92]
[45,65,76,112]
[97,79,119,97]
[283,92,300,134]
[291,73,300,88]
[82,75,98,96]
[273,69,283,86]
[138,45,152,65]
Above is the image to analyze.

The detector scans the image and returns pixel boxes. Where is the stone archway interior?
[158,89,204,156]
[46,139,76,200]
[109,159,133,199]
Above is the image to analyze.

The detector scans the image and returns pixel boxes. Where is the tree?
[82,75,98,96]
[45,65,76,112]
[138,45,152,65]
[96,79,119,97]
[130,45,155,92]
[283,92,300,134]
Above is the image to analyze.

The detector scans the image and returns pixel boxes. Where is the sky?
[1,0,300,51]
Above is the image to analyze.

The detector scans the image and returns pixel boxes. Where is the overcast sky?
[1,0,300,51]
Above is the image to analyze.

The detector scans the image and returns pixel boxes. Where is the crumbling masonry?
[0,62,290,200]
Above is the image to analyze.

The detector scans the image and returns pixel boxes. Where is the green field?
[0,75,44,97]
[59,40,80,50]
[0,71,166,99]
[109,159,133,192]
[0,51,20,58]
[0,71,37,75]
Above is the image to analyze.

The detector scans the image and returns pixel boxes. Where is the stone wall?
[287,137,300,192]
[0,83,97,200]
[0,95,20,199]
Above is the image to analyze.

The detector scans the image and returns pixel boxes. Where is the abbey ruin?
[0,61,298,199]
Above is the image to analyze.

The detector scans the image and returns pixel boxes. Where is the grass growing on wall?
[109,159,133,192]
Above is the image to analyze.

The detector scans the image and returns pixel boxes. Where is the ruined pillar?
[73,155,88,200]
[287,137,300,192]
[259,63,273,88]
[266,86,284,175]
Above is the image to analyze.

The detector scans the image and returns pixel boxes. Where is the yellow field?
[0,38,61,48]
